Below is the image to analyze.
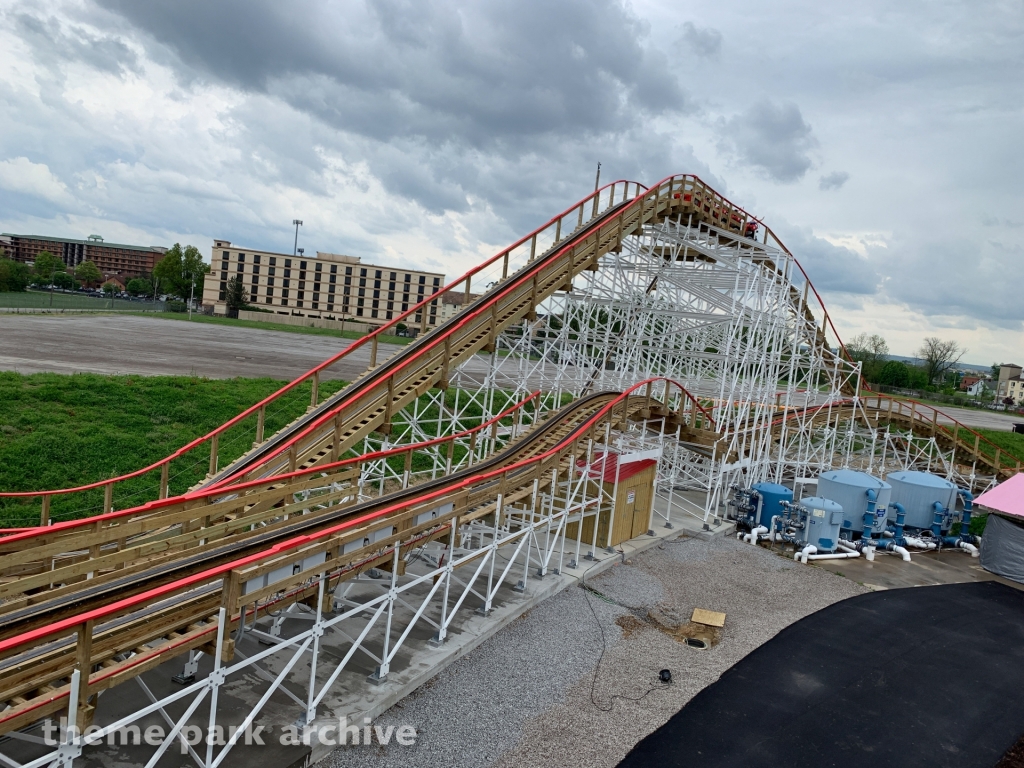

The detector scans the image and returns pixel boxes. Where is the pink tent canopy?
[974,473,1024,518]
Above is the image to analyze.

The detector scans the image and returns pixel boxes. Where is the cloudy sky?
[1,0,1021,363]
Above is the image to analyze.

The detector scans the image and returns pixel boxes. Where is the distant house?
[965,379,989,397]
[960,376,980,391]
[101,276,126,291]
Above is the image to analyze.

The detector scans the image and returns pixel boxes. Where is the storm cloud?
[0,0,1022,361]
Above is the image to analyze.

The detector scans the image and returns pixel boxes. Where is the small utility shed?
[569,451,658,547]
[975,474,1024,583]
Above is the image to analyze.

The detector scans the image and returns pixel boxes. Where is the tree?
[846,333,890,381]
[877,360,911,388]
[33,251,65,284]
[225,275,247,318]
[126,277,152,296]
[916,337,966,385]
[52,272,77,290]
[0,258,32,292]
[74,260,102,287]
[153,244,208,301]
[992,363,1001,380]
[102,283,119,296]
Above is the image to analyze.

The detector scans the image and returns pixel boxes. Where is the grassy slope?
[0,372,347,525]
[973,428,1024,464]
[0,290,155,311]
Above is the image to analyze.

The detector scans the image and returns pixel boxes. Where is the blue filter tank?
[751,482,794,528]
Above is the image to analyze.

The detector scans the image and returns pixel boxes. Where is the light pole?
[292,219,303,256]
[183,266,195,320]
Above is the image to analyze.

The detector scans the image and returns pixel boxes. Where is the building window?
[283,279,290,288]
[300,261,307,269]
[222,251,230,260]
[373,290,380,299]
[281,298,288,305]
[371,309,378,318]
[285,259,292,268]
[374,280,381,289]
[329,275,336,284]
[375,270,382,278]
[298,291,305,300]
[282,289,290,299]
[270,257,277,266]
[434,277,441,286]
[252,265,260,275]
[360,268,366,277]
[253,254,261,264]
[267,277,275,286]
[372,299,379,309]
[315,263,322,272]
[312,302,319,309]
[419,276,426,284]
[312,293,320,302]
[328,284,336,294]
[284,269,291,278]
[345,267,352,275]
[238,253,245,263]
[267,287,274,297]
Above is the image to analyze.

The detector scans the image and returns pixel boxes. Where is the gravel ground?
[321,535,866,767]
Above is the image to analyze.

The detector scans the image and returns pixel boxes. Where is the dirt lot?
[0,314,397,381]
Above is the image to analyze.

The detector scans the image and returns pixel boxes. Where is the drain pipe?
[904,534,937,550]
[891,502,907,545]
[930,502,946,539]
[743,525,768,544]
[795,544,817,563]
[937,488,979,556]
[859,489,878,561]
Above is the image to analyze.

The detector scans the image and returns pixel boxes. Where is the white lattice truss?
[357,216,869,522]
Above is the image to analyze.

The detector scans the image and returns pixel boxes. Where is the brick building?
[0,233,166,278]
[202,240,446,328]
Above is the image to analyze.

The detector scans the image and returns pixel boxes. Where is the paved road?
[927,404,1021,432]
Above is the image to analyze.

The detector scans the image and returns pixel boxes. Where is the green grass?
[0,290,161,311]
[0,372,347,526]
[973,429,1024,465]
[141,312,414,346]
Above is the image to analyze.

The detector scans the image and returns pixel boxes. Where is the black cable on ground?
[579,558,671,712]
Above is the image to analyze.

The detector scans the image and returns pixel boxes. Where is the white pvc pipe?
[743,525,768,544]
[904,535,937,550]
[863,545,875,562]
[893,545,911,562]
[768,515,779,542]
[807,551,861,561]
[836,541,858,553]
[958,541,980,558]
[795,544,817,563]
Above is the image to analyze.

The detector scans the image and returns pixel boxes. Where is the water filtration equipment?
[817,469,891,536]
[795,497,844,551]
[887,471,958,531]
[750,482,793,527]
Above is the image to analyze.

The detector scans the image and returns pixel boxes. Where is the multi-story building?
[202,241,446,328]
[1,233,166,278]
[997,364,1023,399]
[437,289,482,323]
